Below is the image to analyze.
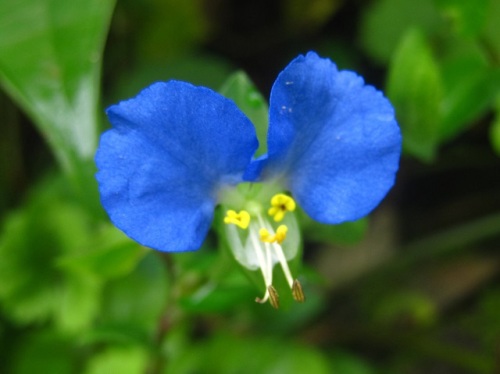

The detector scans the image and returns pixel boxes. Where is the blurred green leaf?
[0,176,101,332]
[387,28,443,161]
[98,252,169,339]
[359,0,441,64]
[179,282,255,314]
[330,351,376,374]
[11,332,76,374]
[58,224,145,280]
[489,95,500,156]
[56,272,101,332]
[220,71,269,156]
[167,333,330,374]
[482,0,500,59]
[0,0,114,177]
[84,345,149,374]
[435,0,489,37]
[440,51,500,140]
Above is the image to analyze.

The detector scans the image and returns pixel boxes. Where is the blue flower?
[96,52,401,307]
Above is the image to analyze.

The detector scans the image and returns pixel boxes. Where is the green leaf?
[84,345,149,374]
[440,52,500,140]
[219,72,269,156]
[179,282,255,314]
[167,333,330,374]
[10,332,77,374]
[387,28,443,161]
[359,0,441,64]
[483,0,500,59]
[489,95,500,156]
[329,351,376,374]
[0,176,101,332]
[58,224,145,280]
[0,0,115,177]
[435,0,489,37]
[55,272,101,333]
[98,252,169,338]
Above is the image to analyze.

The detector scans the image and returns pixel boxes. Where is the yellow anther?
[274,225,288,244]
[259,225,288,244]
[259,228,274,243]
[224,210,250,229]
[268,193,296,222]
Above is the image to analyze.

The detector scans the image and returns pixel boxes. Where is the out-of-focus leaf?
[167,333,330,374]
[58,224,145,280]
[98,252,169,339]
[440,54,500,140]
[359,0,441,64]
[0,176,101,332]
[0,0,114,179]
[10,332,76,374]
[219,71,269,156]
[84,345,149,374]
[330,351,376,374]
[179,282,255,313]
[483,0,500,58]
[489,95,500,156]
[56,273,101,332]
[387,28,443,161]
[435,0,489,37]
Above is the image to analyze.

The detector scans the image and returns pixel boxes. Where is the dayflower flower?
[95,52,401,308]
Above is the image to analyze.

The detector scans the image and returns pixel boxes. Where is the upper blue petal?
[96,81,258,252]
[265,52,401,223]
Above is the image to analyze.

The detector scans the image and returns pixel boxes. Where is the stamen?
[256,214,305,302]
[224,210,250,229]
[268,285,280,309]
[274,225,288,244]
[259,225,288,244]
[249,222,274,305]
[255,289,269,304]
[227,208,304,308]
[268,194,296,222]
[292,279,305,302]
[259,227,274,243]
[272,241,294,288]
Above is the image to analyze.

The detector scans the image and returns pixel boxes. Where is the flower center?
[223,193,305,309]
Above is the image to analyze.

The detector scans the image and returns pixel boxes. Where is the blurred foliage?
[1,0,500,373]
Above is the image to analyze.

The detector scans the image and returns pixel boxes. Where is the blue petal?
[96,81,258,252]
[266,52,401,223]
